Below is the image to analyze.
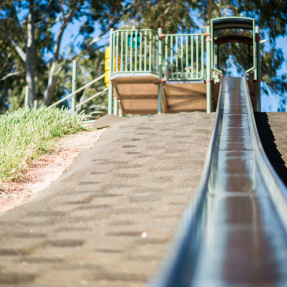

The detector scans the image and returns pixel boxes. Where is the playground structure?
[107,17,262,115]
[30,16,261,116]
[16,17,287,287]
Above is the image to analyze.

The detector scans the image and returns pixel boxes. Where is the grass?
[0,107,85,185]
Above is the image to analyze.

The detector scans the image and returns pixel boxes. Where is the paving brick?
[0,112,215,286]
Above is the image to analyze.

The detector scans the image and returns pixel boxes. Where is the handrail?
[75,87,108,108]
[212,67,222,74]
[48,73,105,108]
[245,66,255,74]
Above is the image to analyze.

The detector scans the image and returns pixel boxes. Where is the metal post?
[206,26,212,113]
[255,26,261,112]
[33,100,38,109]
[217,44,220,69]
[108,29,114,114]
[108,82,113,114]
[248,44,251,68]
[25,86,30,109]
[113,94,118,115]
[72,60,77,113]
[158,28,163,114]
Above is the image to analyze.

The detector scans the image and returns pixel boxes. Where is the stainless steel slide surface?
[152,77,287,287]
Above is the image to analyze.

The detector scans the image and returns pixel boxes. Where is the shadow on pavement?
[255,112,287,187]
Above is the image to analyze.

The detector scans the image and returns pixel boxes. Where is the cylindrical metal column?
[158,28,163,114]
[108,29,114,114]
[255,26,261,112]
[72,60,77,113]
[25,86,30,109]
[206,26,212,113]
[217,44,220,69]
[108,82,113,115]
[113,93,118,115]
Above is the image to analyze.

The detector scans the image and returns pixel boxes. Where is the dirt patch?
[0,128,107,213]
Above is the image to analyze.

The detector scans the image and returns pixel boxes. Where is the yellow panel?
[105,47,110,87]
[105,47,110,59]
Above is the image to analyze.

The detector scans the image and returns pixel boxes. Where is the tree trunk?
[26,0,36,107]
[42,61,58,106]
[208,0,213,22]
[42,9,74,106]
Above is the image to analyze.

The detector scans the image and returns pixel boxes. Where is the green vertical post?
[217,44,220,69]
[190,36,194,79]
[196,35,199,78]
[116,31,119,72]
[108,29,114,114]
[206,26,212,113]
[72,60,77,113]
[144,31,147,71]
[108,84,113,115]
[181,36,183,79]
[255,26,261,112]
[149,31,152,71]
[125,31,128,72]
[175,36,178,79]
[130,31,133,71]
[170,37,173,79]
[186,35,188,78]
[158,28,163,114]
[139,31,142,72]
[33,100,38,109]
[121,31,123,71]
[165,35,169,80]
[25,86,30,109]
[135,30,138,71]
[201,35,204,78]
[113,94,118,115]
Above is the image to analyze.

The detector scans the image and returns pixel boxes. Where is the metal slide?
[152,77,287,287]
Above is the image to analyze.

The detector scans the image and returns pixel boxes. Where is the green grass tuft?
[0,107,85,184]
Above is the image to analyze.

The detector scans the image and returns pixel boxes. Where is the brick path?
[0,112,215,286]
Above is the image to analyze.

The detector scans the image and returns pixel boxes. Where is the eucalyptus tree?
[0,0,134,108]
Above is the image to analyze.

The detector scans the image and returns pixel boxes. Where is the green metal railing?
[110,29,205,81]
[211,17,257,79]
[110,29,159,75]
[163,34,205,81]
[49,72,107,112]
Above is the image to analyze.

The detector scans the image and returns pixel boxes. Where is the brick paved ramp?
[0,112,215,287]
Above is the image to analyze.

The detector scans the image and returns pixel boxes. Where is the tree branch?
[211,0,222,17]
[0,71,22,81]
[89,3,135,47]
[155,0,177,28]
[3,29,26,62]
[52,8,75,63]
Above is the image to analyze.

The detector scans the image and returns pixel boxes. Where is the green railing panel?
[110,29,159,75]
[163,34,205,81]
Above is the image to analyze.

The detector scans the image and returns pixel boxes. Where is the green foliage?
[0,0,128,111]
[0,107,84,184]
[130,0,198,33]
